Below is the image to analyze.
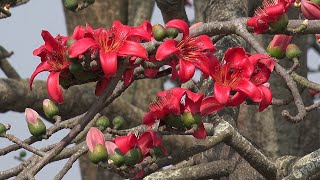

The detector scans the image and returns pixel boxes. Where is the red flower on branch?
[247,0,293,33]
[155,19,216,83]
[301,0,320,19]
[31,31,70,104]
[143,88,207,139]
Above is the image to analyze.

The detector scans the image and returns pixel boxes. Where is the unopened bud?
[124,147,142,167]
[25,108,46,136]
[164,114,185,130]
[286,44,302,59]
[310,0,320,6]
[63,0,79,11]
[268,14,289,32]
[96,116,110,131]
[152,24,167,41]
[66,38,76,48]
[112,116,125,129]
[267,35,292,59]
[43,99,59,118]
[109,148,125,166]
[19,150,27,158]
[88,144,108,164]
[166,28,179,39]
[0,123,7,135]
[181,112,201,128]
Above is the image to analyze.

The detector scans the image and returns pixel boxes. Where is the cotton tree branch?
[145,160,232,179]
[0,46,20,79]
[4,134,45,157]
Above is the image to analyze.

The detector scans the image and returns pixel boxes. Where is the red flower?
[301,0,320,19]
[68,21,148,79]
[31,31,70,104]
[112,134,138,155]
[155,19,216,83]
[137,130,166,156]
[267,35,293,58]
[143,88,207,139]
[247,0,293,33]
[86,127,105,152]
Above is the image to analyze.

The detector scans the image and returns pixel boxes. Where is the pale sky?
[0,1,318,180]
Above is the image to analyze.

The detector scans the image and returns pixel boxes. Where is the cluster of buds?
[94,115,125,131]
[86,128,165,168]
[267,35,302,59]
[63,0,95,12]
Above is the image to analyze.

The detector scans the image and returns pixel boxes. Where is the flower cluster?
[86,127,165,167]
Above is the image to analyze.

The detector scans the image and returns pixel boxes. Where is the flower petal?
[30,61,51,90]
[223,47,246,66]
[41,30,60,53]
[137,132,153,156]
[192,123,207,139]
[47,71,64,104]
[166,19,189,37]
[195,35,216,51]
[228,92,247,106]
[86,127,105,152]
[236,79,261,102]
[25,108,39,125]
[68,38,98,58]
[258,85,272,111]
[155,40,179,60]
[114,134,137,154]
[214,83,231,104]
[105,141,118,155]
[100,51,118,78]
[200,96,224,116]
[179,60,195,83]
[118,41,147,59]
[301,0,320,19]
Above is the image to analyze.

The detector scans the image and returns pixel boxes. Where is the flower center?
[97,28,127,53]
[149,90,175,111]
[212,62,243,88]
[46,37,70,71]
[177,36,204,62]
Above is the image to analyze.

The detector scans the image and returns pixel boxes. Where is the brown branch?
[5,134,45,157]
[0,46,20,79]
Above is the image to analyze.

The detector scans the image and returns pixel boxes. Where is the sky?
[0,1,319,180]
[0,1,194,179]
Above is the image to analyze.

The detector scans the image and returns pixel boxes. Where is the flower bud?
[63,0,78,11]
[166,28,179,39]
[96,116,110,131]
[112,116,125,129]
[286,44,302,59]
[109,148,125,166]
[19,150,27,158]
[124,147,142,166]
[66,38,76,48]
[0,123,7,135]
[152,24,167,41]
[310,0,320,6]
[164,114,185,130]
[69,63,83,75]
[88,144,108,164]
[268,14,289,32]
[267,35,292,59]
[65,51,78,63]
[181,112,201,128]
[25,108,46,136]
[43,99,59,118]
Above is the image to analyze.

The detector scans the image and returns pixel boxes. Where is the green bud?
[109,148,125,166]
[66,38,76,48]
[112,116,125,129]
[267,46,285,59]
[286,44,302,59]
[28,119,46,136]
[85,0,95,5]
[65,51,79,63]
[19,150,27,158]
[88,144,108,164]
[43,99,59,118]
[311,0,320,6]
[181,112,201,129]
[164,114,185,130]
[268,14,289,32]
[69,63,83,75]
[63,0,79,11]
[166,28,179,39]
[124,148,142,166]
[152,24,167,41]
[96,116,110,131]
[0,123,7,135]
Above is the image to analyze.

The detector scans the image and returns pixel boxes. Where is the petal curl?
[30,61,51,90]
[47,71,64,104]
[68,38,98,58]
[100,51,118,78]
[166,19,189,37]
[155,40,179,60]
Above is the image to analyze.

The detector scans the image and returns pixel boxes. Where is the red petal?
[200,96,224,116]
[47,71,64,104]
[228,92,247,106]
[30,61,51,90]
[179,60,195,83]
[236,79,261,102]
[123,69,134,86]
[105,141,118,155]
[192,123,207,139]
[114,134,137,154]
[155,40,179,60]
[118,41,147,59]
[185,90,203,113]
[128,21,152,42]
[71,25,86,40]
[95,78,110,96]
[142,112,157,126]
[195,35,216,51]
[166,19,189,37]
[265,3,285,16]
[86,127,105,152]
[100,51,118,78]
[137,132,153,156]
[301,0,320,19]
[258,85,272,111]
[223,47,246,66]
[41,30,59,53]
[68,38,98,58]
[214,83,231,104]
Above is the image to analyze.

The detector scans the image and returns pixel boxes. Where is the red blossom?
[301,0,320,19]
[114,134,138,154]
[155,19,216,83]
[31,31,70,104]
[86,127,105,152]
